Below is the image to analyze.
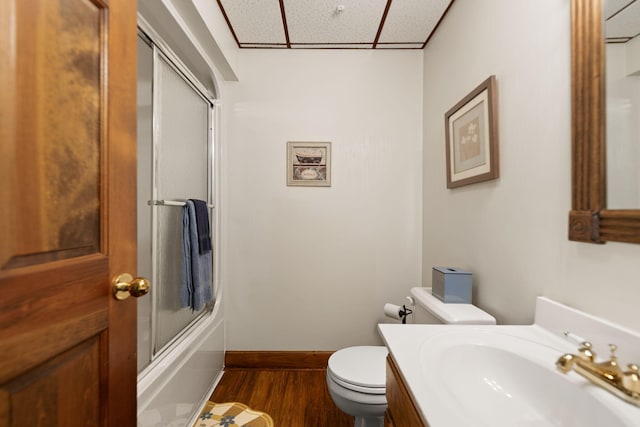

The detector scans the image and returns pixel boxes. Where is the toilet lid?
[410,287,496,324]
[328,346,388,391]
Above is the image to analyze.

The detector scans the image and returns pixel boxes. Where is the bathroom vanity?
[379,297,640,427]
[385,355,427,426]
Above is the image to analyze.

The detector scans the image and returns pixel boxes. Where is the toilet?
[326,287,496,427]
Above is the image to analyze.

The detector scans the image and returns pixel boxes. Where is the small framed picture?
[287,141,331,187]
[445,75,499,188]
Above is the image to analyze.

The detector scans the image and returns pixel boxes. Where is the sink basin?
[419,330,634,427]
[379,298,640,427]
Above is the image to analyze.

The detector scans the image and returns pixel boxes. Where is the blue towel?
[181,200,213,311]
[190,199,212,254]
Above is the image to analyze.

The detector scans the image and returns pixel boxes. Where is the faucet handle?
[623,364,640,394]
[606,344,621,366]
[578,341,595,362]
[562,331,595,360]
[593,343,624,381]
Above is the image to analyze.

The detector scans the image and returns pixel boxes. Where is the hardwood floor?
[209,368,354,426]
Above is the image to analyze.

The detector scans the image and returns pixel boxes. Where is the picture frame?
[444,75,499,189]
[287,141,331,187]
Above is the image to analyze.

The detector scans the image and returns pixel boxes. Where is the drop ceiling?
[216,0,454,49]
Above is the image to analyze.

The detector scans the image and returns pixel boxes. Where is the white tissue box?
[432,267,472,303]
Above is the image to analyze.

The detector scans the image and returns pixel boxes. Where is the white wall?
[223,49,423,350]
[422,0,640,330]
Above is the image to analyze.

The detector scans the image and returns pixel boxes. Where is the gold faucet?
[556,340,640,407]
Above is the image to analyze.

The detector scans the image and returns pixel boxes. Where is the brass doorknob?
[112,273,151,300]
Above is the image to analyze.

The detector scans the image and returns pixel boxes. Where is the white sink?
[420,330,629,426]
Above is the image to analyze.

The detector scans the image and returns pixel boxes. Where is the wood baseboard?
[225,351,333,370]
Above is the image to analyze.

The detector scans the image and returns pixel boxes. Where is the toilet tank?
[409,287,496,325]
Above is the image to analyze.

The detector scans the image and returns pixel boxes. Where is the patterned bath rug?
[194,401,274,427]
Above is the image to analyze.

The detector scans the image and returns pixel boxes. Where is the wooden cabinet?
[385,355,429,427]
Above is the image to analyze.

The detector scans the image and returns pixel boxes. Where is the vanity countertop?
[378,296,640,427]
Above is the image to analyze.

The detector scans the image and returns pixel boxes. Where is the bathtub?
[137,299,225,427]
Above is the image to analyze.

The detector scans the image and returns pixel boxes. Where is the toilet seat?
[327,346,388,394]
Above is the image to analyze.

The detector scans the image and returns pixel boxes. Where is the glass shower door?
[136,32,215,373]
[153,50,212,353]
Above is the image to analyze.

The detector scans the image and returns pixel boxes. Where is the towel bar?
[149,200,214,208]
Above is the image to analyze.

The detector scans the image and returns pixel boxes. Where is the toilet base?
[326,370,386,427]
[354,415,384,427]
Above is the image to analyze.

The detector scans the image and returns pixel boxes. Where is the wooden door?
[0,0,138,426]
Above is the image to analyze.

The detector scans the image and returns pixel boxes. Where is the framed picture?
[445,75,499,188]
[287,141,331,187]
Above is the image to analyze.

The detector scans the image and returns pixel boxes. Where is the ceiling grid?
[217,0,455,49]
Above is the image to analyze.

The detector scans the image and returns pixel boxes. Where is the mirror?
[569,0,640,243]
[605,1,640,208]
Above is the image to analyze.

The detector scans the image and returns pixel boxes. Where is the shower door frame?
[136,14,224,427]
[138,23,217,376]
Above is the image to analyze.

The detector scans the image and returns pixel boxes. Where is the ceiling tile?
[220,0,287,44]
[240,44,288,49]
[283,0,388,44]
[375,43,423,49]
[290,43,374,49]
[378,0,450,44]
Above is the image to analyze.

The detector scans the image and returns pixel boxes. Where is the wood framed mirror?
[569,0,640,243]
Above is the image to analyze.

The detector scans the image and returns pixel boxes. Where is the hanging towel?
[190,199,212,254]
[181,200,213,311]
